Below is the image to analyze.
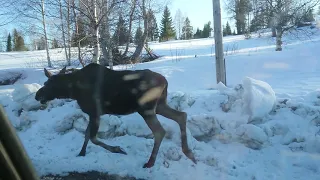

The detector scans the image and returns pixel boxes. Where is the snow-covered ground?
[1,27,320,180]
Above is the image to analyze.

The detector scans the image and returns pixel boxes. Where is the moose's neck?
[57,73,78,100]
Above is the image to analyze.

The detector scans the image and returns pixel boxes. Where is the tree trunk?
[59,0,69,65]
[41,0,52,67]
[71,0,84,67]
[275,27,282,51]
[131,0,147,62]
[108,46,113,69]
[272,27,276,37]
[66,0,71,65]
[123,0,137,57]
[92,0,100,64]
[100,15,110,67]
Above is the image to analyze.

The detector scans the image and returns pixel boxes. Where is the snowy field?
[1,26,320,180]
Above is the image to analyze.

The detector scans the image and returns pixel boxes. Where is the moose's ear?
[59,66,67,74]
[44,68,52,78]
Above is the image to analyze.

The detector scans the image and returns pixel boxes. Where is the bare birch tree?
[174,8,184,39]
[15,0,53,67]
[266,0,320,51]
[58,0,70,65]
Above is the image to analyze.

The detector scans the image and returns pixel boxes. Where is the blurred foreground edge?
[0,105,39,180]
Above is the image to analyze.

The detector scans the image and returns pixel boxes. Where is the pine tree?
[71,17,89,47]
[181,17,193,40]
[12,29,27,51]
[52,38,59,49]
[193,28,202,39]
[113,14,129,46]
[226,21,232,35]
[16,35,27,51]
[6,33,12,52]
[134,27,143,45]
[223,25,227,36]
[147,10,159,41]
[12,29,19,51]
[201,21,212,38]
[160,6,176,41]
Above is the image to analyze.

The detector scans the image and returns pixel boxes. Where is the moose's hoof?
[112,146,127,155]
[184,150,197,164]
[143,162,154,168]
[77,152,86,157]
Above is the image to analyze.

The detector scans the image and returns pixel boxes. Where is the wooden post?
[212,0,226,85]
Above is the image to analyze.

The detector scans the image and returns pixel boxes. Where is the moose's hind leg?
[89,116,127,155]
[156,103,196,164]
[139,111,166,168]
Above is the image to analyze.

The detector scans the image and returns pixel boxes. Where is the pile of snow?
[0,70,24,85]
[12,83,43,111]
[242,77,276,122]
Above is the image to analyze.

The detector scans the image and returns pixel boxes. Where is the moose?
[35,63,196,168]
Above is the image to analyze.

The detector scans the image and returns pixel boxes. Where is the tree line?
[1,0,319,67]
[224,0,319,51]
[0,0,214,68]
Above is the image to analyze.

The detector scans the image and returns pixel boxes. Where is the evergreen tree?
[71,17,89,47]
[193,28,202,39]
[11,29,27,51]
[16,35,27,51]
[201,21,212,38]
[52,38,59,49]
[134,26,143,45]
[37,37,46,50]
[225,21,232,35]
[223,25,227,36]
[12,29,19,51]
[232,29,236,35]
[181,17,193,40]
[113,14,129,46]
[147,10,159,41]
[6,33,12,52]
[160,6,176,41]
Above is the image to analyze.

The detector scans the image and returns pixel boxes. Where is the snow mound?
[187,114,221,141]
[242,77,276,121]
[167,91,195,111]
[12,83,42,111]
[236,124,268,149]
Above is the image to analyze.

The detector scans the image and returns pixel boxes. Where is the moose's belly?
[102,94,140,115]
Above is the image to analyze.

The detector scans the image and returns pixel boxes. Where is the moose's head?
[35,66,70,104]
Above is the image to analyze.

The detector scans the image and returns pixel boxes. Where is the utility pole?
[212,0,226,85]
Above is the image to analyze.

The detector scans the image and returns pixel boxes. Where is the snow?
[242,76,276,121]
[1,27,320,179]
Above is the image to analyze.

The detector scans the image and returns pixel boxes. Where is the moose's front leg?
[88,116,127,155]
[139,112,166,168]
[77,122,91,156]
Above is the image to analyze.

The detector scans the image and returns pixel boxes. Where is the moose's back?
[74,63,166,115]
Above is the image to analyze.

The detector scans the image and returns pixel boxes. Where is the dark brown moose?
[35,63,196,168]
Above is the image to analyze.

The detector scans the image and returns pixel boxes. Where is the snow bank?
[0,70,24,85]
[242,77,276,121]
[235,124,268,149]
[12,83,43,111]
